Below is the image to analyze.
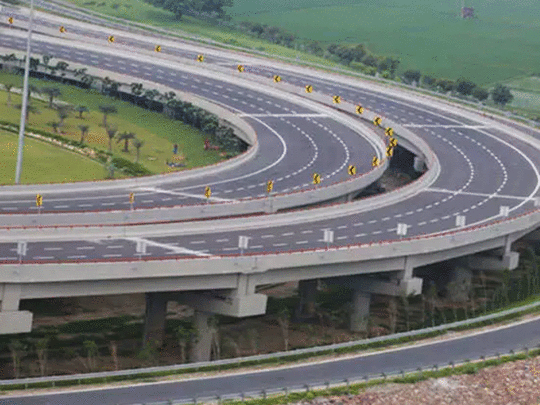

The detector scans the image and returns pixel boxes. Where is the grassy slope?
[0,71,226,177]
[0,129,110,184]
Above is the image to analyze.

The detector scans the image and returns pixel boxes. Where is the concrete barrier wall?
[2,208,539,287]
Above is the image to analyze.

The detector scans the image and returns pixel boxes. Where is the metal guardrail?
[2,297,540,389]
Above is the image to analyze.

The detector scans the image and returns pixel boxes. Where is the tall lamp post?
[14,0,35,184]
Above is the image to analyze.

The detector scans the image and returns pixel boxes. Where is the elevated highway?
[0,6,539,366]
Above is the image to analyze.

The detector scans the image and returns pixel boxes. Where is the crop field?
[230,0,540,87]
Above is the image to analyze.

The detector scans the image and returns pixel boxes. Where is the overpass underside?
[0,227,528,362]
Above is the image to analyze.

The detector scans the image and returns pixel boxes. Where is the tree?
[106,126,118,152]
[133,138,145,163]
[8,340,27,379]
[116,131,135,153]
[403,70,421,84]
[422,75,437,87]
[426,283,437,327]
[456,78,477,96]
[35,337,49,377]
[99,105,117,128]
[492,84,514,106]
[175,325,196,364]
[362,54,379,68]
[277,308,290,351]
[388,297,398,334]
[400,292,412,332]
[17,103,39,123]
[3,82,15,107]
[76,105,89,119]
[83,340,98,372]
[56,105,70,126]
[41,87,62,108]
[437,79,455,93]
[472,87,489,102]
[49,121,61,133]
[78,125,90,144]
[109,341,119,371]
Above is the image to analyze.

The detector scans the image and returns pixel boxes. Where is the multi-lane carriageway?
[0,14,538,260]
[0,4,539,404]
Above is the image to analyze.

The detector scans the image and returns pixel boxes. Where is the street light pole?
[14,0,35,184]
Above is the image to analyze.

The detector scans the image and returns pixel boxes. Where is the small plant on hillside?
[105,125,118,153]
[83,340,99,372]
[99,105,118,128]
[78,125,90,144]
[76,105,89,119]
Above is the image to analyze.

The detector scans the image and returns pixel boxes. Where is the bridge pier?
[189,311,214,363]
[413,156,426,172]
[295,279,318,319]
[350,289,371,333]
[0,284,32,335]
[142,292,167,348]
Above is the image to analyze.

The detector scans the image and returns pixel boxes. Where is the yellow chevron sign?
[348,165,356,176]
[355,105,364,114]
[155,45,162,52]
[108,35,115,43]
[204,186,211,198]
[267,180,274,193]
[237,65,245,72]
[373,116,382,126]
[59,26,66,33]
[386,146,394,157]
[313,173,321,185]
[36,194,43,207]
[389,137,397,147]
[372,156,380,167]
[273,75,281,83]
[8,17,13,24]
[129,192,135,204]
[385,127,394,136]
[305,85,313,93]
[197,54,204,62]
[333,95,341,104]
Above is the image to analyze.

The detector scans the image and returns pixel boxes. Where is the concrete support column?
[0,284,22,312]
[296,279,318,318]
[350,290,371,333]
[142,292,167,348]
[190,311,213,363]
[413,156,425,172]
[0,284,32,334]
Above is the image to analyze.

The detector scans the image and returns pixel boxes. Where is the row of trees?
[142,0,233,20]
[402,70,514,106]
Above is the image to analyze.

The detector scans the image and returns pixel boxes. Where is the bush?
[472,87,489,101]
[403,70,421,84]
[456,78,477,96]
[436,78,455,92]
[111,156,152,176]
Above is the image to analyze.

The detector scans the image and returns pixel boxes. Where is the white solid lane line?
[135,187,236,203]
[125,237,213,257]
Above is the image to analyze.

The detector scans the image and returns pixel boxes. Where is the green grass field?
[0,129,113,184]
[61,0,337,67]
[229,0,540,87]
[61,0,540,117]
[0,72,227,181]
